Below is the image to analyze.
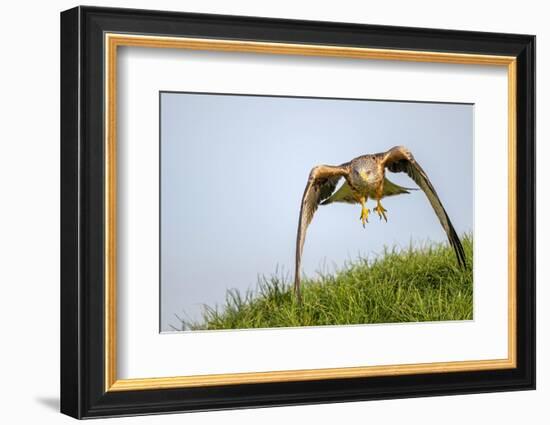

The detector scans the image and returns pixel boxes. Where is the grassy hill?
[177,235,473,331]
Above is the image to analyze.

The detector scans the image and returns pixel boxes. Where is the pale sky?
[160,92,473,331]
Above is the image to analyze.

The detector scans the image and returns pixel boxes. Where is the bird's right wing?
[295,163,350,300]
[321,181,357,205]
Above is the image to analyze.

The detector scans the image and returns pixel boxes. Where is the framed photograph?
[60,6,535,419]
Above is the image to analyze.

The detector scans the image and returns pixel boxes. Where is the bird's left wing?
[380,146,467,268]
[295,163,350,300]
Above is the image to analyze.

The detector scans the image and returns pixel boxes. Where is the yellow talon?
[375,201,388,222]
[359,206,370,228]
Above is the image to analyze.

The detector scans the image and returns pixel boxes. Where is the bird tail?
[382,177,418,197]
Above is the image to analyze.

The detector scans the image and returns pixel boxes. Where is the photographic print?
[160,92,473,332]
[61,8,535,417]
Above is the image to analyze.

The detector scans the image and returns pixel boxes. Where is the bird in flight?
[294,145,466,301]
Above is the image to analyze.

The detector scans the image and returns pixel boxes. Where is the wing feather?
[294,163,350,300]
[320,181,357,205]
[381,146,467,268]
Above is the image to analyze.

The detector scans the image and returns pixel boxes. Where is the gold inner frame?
[104,33,518,392]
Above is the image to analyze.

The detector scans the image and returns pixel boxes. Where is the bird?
[294,145,467,302]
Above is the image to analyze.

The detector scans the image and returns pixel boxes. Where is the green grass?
[176,235,473,331]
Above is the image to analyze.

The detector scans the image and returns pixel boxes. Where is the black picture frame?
[60,5,535,419]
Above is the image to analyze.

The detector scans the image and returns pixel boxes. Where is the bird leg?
[374,199,388,222]
[374,185,388,222]
[358,196,370,228]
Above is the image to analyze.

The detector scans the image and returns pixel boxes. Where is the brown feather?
[294,163,350,301]
[380,146,467,268]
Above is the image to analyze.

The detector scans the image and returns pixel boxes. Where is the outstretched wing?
[295,163,350,299]
[320,181,357,205]
[380,146,467,268]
